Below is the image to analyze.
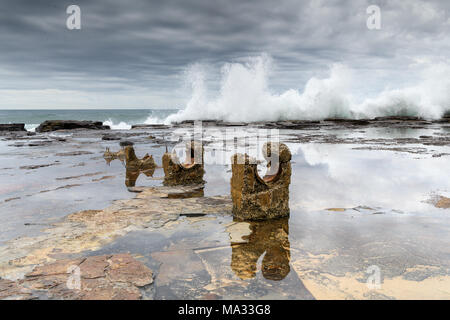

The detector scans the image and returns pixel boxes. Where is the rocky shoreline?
[0,115,449,135]
[1,116,448,153]
[0,116,449,300]
[0,124,26,132]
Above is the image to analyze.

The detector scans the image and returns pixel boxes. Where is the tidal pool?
[0,123,449,299]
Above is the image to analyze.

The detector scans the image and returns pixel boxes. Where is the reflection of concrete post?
[162,141,205,186]
[103,146,156,187]
[125,169,140,187]
[124,146,156,187]
[231,218,290,281]
[230,142,291,221]
[103,147,125,164]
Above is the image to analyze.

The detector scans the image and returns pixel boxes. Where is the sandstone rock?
[435,117,450,123]
[230,142,291,221]
[166,187,204,199]
[107,253,153,287]
[434,196,450,209]
[131,124,169,129]
[26,258,85,277]
[0,254,154,300]
[20,162,60,170]
[266,120,321,129]
[323,119,370,125]
[79,255,109,279]
[216,121,248,127]
[162,141,205,186]
[0,123,26,132]
[0,185,232,282]
[102,133,121,140]
[55,151,94,156]
[36,120,109,132]
[373,116,421,121]
[92,175,115,182]
[0,278,33,300]
[56,171,104,181]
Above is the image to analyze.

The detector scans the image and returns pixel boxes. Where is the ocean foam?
[103,115,166,130]
[25,124,39,132]
[144,115,165,125]
[103,120,132,130]
[166,55,450,123]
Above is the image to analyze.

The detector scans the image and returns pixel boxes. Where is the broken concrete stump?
[230,142,291,221]
[162,141,205,186]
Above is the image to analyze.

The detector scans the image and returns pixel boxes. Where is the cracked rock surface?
[1,253,153,300]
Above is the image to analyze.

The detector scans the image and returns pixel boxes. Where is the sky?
[0,0,449,109]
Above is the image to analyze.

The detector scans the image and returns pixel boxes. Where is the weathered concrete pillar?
[162,141,205,186]
[230,142,291,221]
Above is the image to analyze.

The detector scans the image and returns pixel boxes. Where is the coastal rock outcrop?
[162,141,205,186]
[430,195,450,209]
[131,124,169,129]
[230,142,291,221]
[36,120,109,132]
[101,133,121,140]
[0,185,232,282]
[0,123,26,132]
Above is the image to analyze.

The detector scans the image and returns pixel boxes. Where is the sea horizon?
[0,108,179,130]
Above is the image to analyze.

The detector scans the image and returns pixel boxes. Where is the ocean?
[1,58,450,130]
[0,109,178,131]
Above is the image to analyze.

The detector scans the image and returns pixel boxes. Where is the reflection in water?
[103,146,157,187]
[103,147,125,165]
[230,217,290,281]
[124,146,156,187]
[125,166,155,187]
[289,143,450,212]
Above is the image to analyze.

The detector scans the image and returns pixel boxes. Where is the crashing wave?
[166,55,450,123]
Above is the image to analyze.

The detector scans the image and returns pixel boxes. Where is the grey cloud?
[0,0,448,108]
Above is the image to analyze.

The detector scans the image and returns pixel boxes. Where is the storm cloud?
[0,0,449,108]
